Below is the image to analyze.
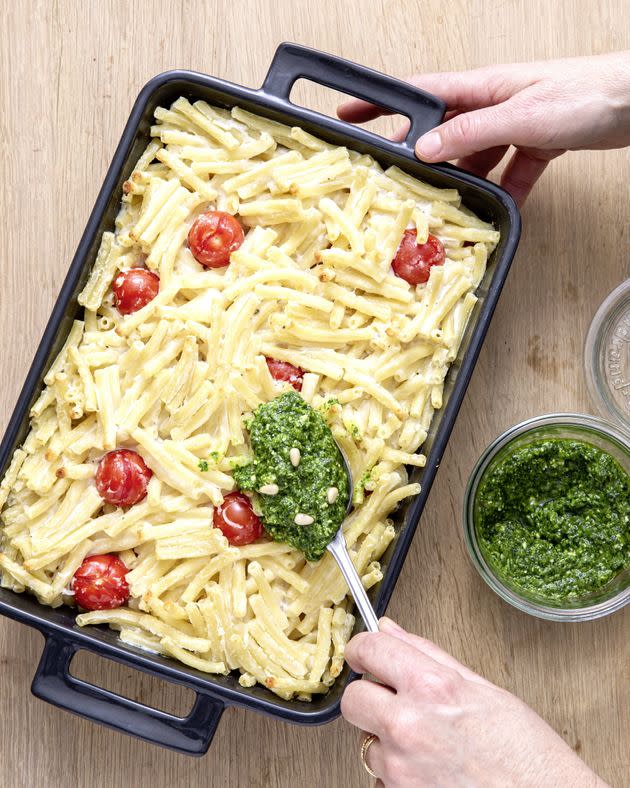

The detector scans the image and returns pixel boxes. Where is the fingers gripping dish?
[0,98,499,699]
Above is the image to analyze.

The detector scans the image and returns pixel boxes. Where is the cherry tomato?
[265,358,304,392]
[72,554,130,611]
[213,492,263,546]
[188,211,244,268]
[112,269,160,315]
[392,230,446,285]
[95,449,152,507]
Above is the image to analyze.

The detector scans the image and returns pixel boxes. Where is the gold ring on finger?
[360,733,379,779]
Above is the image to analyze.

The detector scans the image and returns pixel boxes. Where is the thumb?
[379,618,494,686]
[416,101,528,162]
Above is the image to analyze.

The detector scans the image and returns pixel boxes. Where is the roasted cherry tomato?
[112,269,160,315]
[95,449,152,507]
[188,210,244,268]
[392,230,446,285]
[265,358,304,392]
[213,492,263,546]
[72,554,130,611]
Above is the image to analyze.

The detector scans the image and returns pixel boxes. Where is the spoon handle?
[327,530,379,633]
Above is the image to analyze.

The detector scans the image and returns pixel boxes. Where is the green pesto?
[476,438,630,601]
[345,421,362,441]
[359,467,373,490]
[199,452,222,473]
[233,391,349,561]
[317,397,340,418]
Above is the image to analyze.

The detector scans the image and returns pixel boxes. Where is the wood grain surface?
[1,1,629,786]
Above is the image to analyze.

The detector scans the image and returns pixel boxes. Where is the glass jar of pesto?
[464,414,630,621]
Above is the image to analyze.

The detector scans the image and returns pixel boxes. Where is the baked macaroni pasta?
[0,98,499,699]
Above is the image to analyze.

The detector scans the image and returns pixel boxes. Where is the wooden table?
[1,1,629,785]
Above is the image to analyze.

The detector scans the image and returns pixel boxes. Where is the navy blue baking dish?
[0,43,521,755]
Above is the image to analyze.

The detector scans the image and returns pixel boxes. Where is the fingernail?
[379,616,404,633]
[416,131,442,160]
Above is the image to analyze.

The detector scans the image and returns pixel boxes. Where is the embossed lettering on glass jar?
[584,280,630,432]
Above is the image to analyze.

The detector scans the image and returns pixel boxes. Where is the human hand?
[341,618,607,787]
[338,51,630,205]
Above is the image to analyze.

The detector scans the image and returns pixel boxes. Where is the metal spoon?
[326,452,379,633]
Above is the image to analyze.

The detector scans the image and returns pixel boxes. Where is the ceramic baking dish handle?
[31,635,224,755]
[261,42,446,151]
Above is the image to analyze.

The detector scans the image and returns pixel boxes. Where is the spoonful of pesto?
[233,390,379,632]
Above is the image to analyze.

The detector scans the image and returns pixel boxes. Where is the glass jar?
[463,413,630,621]
[584,279,630,434]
